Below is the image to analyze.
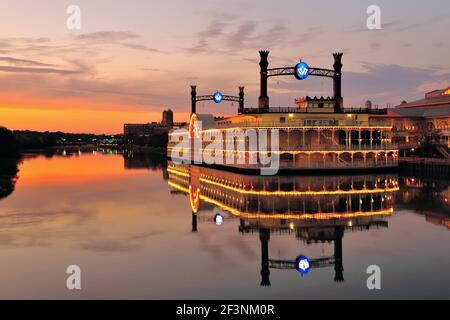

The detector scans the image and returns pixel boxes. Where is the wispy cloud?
[121,43,161,53]
[185,20,229,54]
[0,65,80,74]
[74,31,163,54]
[225,21,257,48]
[75,31,140,43]
[186,20,291,54]
[0,56,55,67]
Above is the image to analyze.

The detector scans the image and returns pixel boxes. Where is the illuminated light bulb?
[214,213,224,226]
[296,255,311,276]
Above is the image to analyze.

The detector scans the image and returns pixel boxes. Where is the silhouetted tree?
[0,127,20,158]
[0,157,20,200]
[415,121,442,157]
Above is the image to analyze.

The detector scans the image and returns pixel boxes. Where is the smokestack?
[238,86,245,113]
[258,50,270,111]
[333,53,343,113]
[191,85,197,114]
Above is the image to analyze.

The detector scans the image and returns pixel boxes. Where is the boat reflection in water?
[167,161,398,286]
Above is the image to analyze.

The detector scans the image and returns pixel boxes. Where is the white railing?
[278,144,398,152]
[212,120,391,129]
[223,159,398,170]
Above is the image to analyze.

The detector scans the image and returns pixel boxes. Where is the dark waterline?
[0,151,448,299]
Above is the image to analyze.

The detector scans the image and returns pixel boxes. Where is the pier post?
[192,211,198,232]
[260,228,271,286]
[191,85,197,114]
[333,53,343,113]
[334,226,344,282]
[258,50,270,111]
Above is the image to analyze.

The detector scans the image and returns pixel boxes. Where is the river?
[0,150,448,299]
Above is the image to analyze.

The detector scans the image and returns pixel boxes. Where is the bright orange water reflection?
[18,153,155,186]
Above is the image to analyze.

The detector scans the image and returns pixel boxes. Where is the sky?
[0,0,449,134]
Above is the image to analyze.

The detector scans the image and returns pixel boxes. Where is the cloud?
[347,20,400,33]
[0,56,55,67]
[225,21,257,48]
[0,37,98,57]
[343,63,450,105]
[185,39,210,54]
[74,31,163,54]
[143,68,161,72]
[393,14,448,32]
[186,20,291,54]
[198,20,228,39]
[0,65,80,74]
[347,14,449,34]
[0,58,91,75]
[121,43,161,53]
[75,31,140,43]
[185,20,229,54]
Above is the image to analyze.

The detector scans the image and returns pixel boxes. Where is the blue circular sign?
[213,92,223,103]
[296,255,311,276]
[295,62,310,80]
[214,213,224,226]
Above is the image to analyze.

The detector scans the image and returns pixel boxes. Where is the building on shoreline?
[124,109,174,137]
[162,109,174,128]
[370,87,450,150]
[168,51,398,171]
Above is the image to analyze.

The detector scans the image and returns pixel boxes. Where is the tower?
[162,109,174,128]
[258,50,270,111]
[191,85,197,115]
[333,52,343,113]
[238,86,245,113]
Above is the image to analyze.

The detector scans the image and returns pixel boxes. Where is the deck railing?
[213,120,391,129]
[278,144,398,152]
[217,158,398,170]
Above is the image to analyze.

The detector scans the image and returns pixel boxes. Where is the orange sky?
[0,105,190,134]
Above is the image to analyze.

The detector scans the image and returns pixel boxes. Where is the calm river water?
[0,150,449,299]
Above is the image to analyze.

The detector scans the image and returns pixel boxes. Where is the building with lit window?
[371,87,450,149]
[124,109,174,136]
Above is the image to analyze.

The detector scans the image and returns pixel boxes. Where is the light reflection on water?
[0,151,448,299]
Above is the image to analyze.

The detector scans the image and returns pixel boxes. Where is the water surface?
[0,151,448,299]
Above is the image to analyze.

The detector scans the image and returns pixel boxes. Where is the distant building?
[425,87,450,99]
[365,100,373,109]
[124,109,174,136]
[162,109,174,128]
[371,86,450,149]
[123,122,167,137]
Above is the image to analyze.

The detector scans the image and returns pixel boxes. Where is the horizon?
[1,0,450,134]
